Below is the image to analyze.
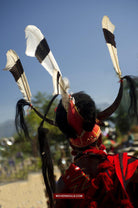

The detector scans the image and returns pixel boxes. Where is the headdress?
[4,17,137,145]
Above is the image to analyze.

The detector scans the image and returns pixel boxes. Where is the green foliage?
[115,105,130,134]
[2,92,65,159]
[1,134,32,158]
[114,79,138,135]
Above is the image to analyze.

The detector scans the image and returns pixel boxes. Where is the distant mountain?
[0,120,16,138]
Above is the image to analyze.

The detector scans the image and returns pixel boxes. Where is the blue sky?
[0,0,138,124]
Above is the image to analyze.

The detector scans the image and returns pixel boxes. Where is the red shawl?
[62,152,138,208]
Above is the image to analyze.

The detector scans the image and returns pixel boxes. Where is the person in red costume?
[55,91,138,208]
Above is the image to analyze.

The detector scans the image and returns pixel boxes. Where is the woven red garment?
[61,152,138,208]
[67,98,84,136]
[69,124,101,148]
[107,153,138,191]
[63,163,90,193]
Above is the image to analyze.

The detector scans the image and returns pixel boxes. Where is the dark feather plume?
[15,99,31,139]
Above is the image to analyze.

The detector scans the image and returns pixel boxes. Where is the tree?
[3,92,66,159]
[114,78,138,135]
[115,105,130,135]
[23,92,67,157]
[29,91,64,141]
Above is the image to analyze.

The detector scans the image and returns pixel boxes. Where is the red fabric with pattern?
[63,163,90,193]
[107,153,138,191]
[67,98,83,135]
[67,98,101,148]
[62,152,138,208]
[69,125,101,148]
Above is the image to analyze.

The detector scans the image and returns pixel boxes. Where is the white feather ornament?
[25,25,44,57]
[4,49,32,102]
[25,25,70,109]
[102,16,122,79]
[25,25,61,76]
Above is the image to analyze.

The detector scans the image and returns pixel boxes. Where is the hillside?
[0,120,16,138]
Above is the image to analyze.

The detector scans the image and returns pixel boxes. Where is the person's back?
[55,91,138,208]
[56,151,138,208]
[56,153,102,208]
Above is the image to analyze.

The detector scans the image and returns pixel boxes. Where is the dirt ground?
[0,166,61,208]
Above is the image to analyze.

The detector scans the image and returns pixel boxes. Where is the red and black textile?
[107,153,138,191]
[62,151,138,208]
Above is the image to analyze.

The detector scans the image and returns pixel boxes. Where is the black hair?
[55,91,96,138]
